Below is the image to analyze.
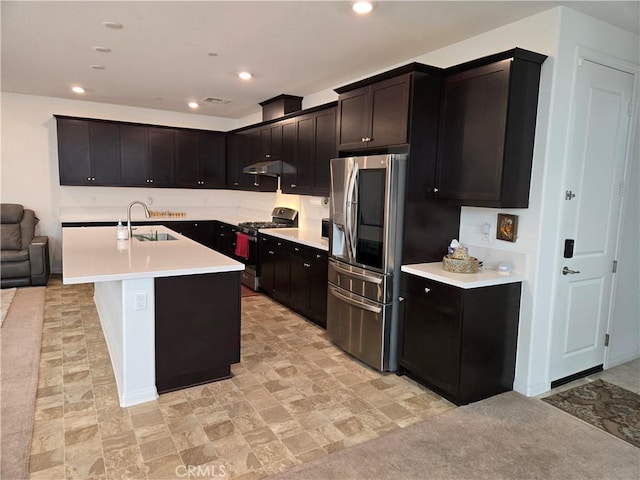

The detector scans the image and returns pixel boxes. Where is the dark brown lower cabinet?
[398,272,521,405]
[155,272,241,393]
[259,234,328,328]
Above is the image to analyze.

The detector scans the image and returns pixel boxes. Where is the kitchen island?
[62,225,244,407]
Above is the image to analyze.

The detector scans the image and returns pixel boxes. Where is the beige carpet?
[270,391,640,480]
[0,287,46,480]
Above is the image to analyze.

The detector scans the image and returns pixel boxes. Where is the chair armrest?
[29,236,50,284]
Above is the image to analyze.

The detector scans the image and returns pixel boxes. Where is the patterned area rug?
[0,287,17,327]
[542,379,640,448]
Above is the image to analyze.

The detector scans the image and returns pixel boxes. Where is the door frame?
[553,46,639,377]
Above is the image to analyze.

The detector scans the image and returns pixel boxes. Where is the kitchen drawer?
[401,273,462,306]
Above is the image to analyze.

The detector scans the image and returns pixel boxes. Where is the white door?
[550,58,635,382]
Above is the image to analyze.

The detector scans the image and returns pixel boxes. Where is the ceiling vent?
[201,97,231,104]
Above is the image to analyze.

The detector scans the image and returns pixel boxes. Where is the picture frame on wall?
[497,213,518,242]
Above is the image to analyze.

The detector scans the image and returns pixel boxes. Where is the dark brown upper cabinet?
[175,131,226,188]
[281,106,336,196]
[335,73,411,151]
[55,117,122,186]
[227,102,336,195]
[434,48,547,208]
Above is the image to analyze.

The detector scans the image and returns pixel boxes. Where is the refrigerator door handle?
[329,286,382,314]
[345,163,359,259]
[333,263,383,284]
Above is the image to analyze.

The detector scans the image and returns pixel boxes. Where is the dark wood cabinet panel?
[258,234,328,328]
[399,273,521,405]
[56,118,122,185]
[336,73,410,151]
[435,49,547,208]
[168,221,216,249]
[89,122,122,185]
[155,272,240,393]
[175,130,199,187]
[198,132,226,188]
[280,106,336,196]
[120,124,149,186]
[215,222,238,258]
[176,131,226,188]
[148,127,175,186]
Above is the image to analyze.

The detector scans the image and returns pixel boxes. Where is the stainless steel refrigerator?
[327,153,406,371]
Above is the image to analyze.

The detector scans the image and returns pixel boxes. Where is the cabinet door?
[88,122,122,185]
[400,274,463,398]
[294,114,315,192]
[272,239,291,301]
[199,132,226,188]
[289,244,309,310]
[308,250,328,328]
[175,130,199,188]
[313,107,337,195]
[435,60,511,204]
[121,124,149,186]
[258,235,276,293]
[280,121,297,193]
[226,134,242,189]
[57,118,91,185]
[337,86,369,150]
[368,74,411,148]
[216,222,237,257]
[148,127,175,186]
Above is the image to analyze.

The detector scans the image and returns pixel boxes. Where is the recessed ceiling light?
[71,86,85,94]
[90,65,106,70]
[238,71,252,80]
[188,102,199,109]
[352,1,374,14]
[102,21,123,29]
[93,46,111,53]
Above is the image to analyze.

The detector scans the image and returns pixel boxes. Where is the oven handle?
[333,263,383,284]
[329,286,382,314]
[236,232,257,242]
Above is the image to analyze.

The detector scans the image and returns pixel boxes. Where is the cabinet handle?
[254,182,260,187]
[433,187,439,193]
[150,179,154,183]
[234,182,239,186]
[361,137,371,142]
[424,287,431,293]
[316,254,322,259]
[277,242,282,246]
[291,184,297,188]
[265,154,271,158]
[268,250,275,255]
[219,233,225,237]
[87,177,91,181]
[304,263,311,268]
[294,247,300,251]
[398,296,405,302]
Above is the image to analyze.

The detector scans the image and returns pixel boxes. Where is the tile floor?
[28,278,455,479]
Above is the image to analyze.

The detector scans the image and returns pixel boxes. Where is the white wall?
[1,6,637,396]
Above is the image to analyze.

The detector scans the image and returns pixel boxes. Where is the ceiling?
[2,1,638,120]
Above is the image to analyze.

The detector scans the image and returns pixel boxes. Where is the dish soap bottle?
[116,219,128,240]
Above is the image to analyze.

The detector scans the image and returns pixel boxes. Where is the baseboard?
[607,351,640,369]
[120,387,158,407]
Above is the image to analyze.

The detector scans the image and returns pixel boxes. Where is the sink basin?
[133,232,178,242]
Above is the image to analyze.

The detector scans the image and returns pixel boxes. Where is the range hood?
[243,160,282,177]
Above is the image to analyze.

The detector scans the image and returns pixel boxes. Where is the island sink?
[133,232,178,242]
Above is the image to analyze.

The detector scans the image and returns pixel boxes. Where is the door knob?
[562,266,581,275]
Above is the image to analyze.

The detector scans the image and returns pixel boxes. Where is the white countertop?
[259,228,329,251]
[401,262,524,289]
[63,225,244,284]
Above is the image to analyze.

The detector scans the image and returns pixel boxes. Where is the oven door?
[327,284,391,371]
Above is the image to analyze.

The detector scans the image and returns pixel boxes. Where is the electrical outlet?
[482,223,491,243]
[135,292,147,310]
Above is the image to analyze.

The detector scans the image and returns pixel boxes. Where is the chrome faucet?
[127,201,150,237]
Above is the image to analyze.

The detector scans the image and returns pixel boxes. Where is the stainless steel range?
[237,207,298,291]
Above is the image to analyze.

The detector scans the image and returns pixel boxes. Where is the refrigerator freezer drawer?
[328,259,391,304]
[327,284,392,371]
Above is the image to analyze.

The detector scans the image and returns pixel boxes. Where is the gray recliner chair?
[1,204,50,288]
